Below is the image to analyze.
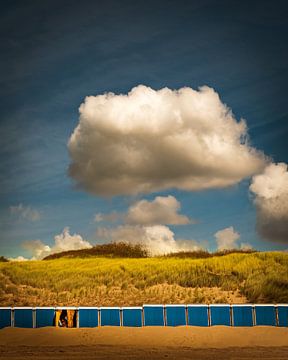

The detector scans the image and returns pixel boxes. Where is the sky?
[0,0,287,259]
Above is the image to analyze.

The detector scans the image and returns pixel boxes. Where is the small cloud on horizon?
[94,211,122,223]
[214,226,252,251]
[8,255,30,262]
[22,227,92,260]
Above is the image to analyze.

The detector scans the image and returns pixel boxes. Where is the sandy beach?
[0,326,288,359]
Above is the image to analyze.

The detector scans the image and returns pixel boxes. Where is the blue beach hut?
[165,305,186,326]
[187,304,209,326]
[254,304,276,326]
[0,307,11,328]
[277,304,288,327]
[232,304,254,326]
[13,307,34,328]
[143,305,165,326]
[210,304,231,326]
[100,307,121,326]
[35,307,55,327]
[78,307,99,327]
[122,307,142,327]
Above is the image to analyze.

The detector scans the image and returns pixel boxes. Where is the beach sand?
[0,326,288,359]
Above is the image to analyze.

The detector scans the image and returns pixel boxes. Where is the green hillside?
[0,252,287,306]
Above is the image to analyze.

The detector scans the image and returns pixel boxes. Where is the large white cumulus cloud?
[68,85,266,196]
[96,195,203,255]
[250,162,288,243]
[125,195,191,225]
[97,225,204,256]
[23,227,92,259]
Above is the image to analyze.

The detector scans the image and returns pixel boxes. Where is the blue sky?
[1,0,287,258]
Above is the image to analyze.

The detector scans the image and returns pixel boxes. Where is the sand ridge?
[1,326,288,348]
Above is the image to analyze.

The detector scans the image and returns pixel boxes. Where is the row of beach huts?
[1,304,288,328]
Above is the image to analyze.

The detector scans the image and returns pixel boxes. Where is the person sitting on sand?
[58,312,68,327]
[58,318,66,327]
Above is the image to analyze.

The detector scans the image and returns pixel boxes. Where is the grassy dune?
[0,252,287,306]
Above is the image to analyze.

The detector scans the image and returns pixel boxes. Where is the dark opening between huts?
[55,309,77,328]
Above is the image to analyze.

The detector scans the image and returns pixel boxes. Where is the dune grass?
[43,242,148,260]
[0,252,287,306]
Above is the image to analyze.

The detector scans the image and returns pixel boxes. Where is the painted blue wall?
[143,306,164,326]
[0,308,11,328]
[277,305,288,327]
[79,308,98,327]
[166,306,186,326]
[122,308,142,327]
[254,305,276,326]
[14,308,33,328]
[232,305,253,327]
[187,305,209,326]
[100,308,120,326]
[36,308,55,328]
[210,305,231,326]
